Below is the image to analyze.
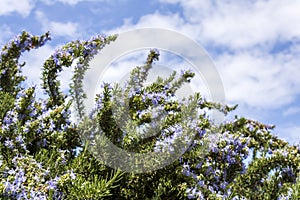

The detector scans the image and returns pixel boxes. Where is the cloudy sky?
[1,0,299,144]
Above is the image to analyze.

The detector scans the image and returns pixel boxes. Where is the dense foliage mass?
[0,31,299,199]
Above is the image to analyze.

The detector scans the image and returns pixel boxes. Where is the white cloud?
[40,0,84,5]
[105,12,186,35]
[48,21,79,37]
[283,107,300,117]
[159,0,300,50]
[19,44,54,97]
[40,0,114,6]
[277,125,300,145]
[0,25,13,47]
[18,43,75,101]
[0,0,34,17]
[105,1,300,110]
[35,11,79,38]
[215,47,300,108]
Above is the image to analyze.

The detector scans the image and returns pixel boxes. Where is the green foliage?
[0,31,299,199]
[0,91,14,120]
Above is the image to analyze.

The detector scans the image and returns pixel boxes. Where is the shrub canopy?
[0,31,299,199]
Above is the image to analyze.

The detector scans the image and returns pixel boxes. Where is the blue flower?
[186,187,204,199]
[4,139,14,149]
[46,180,57,190]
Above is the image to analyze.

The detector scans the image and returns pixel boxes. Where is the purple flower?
[281,150,288,157]
[4,139,14,149]
[197,180,205,187]
[211,146,219,153]
[182,163,192,176]
[196,162,202,169]
[16,135,24,144]
[49,121,55,131]
[152,98,158,105]
[67,170,76,180]
[220,182,228,190]
[282,167,295,180]
[186,187,204,199]
[47,180,57,190]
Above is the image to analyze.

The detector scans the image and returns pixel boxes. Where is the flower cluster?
[0,32,91,199]
[91,50,205,154]
[0,31,50,60]
[0,31,50,96]
[0,155,61,199]
[154,124,185,153]
[182,132,250,199]
[76,48,300,199]
[1,31,299,199]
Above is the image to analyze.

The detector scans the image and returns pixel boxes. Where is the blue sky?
[1,0,300,144]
